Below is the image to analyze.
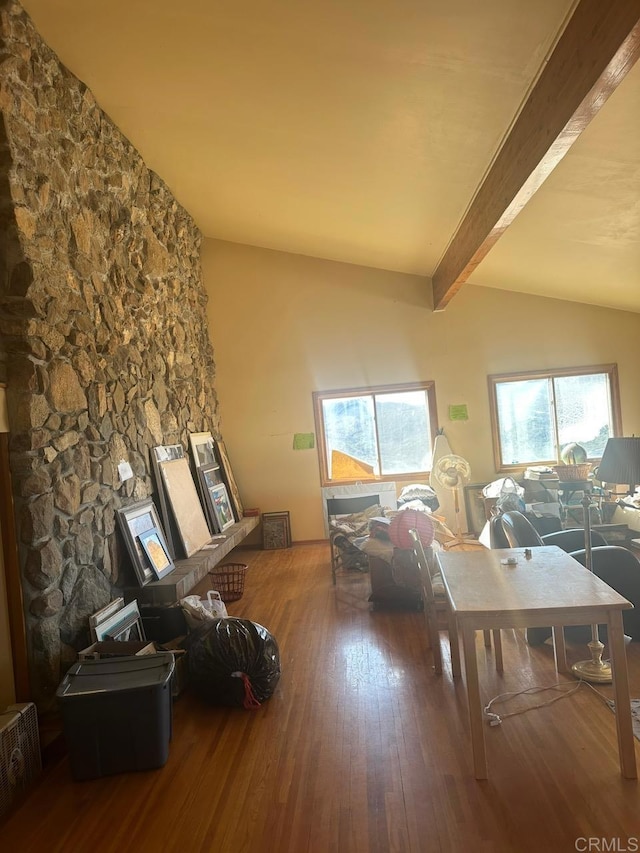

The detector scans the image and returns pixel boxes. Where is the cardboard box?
[78,641,157,660]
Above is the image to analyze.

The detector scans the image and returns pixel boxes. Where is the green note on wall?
[448,404,469,421]
[293,432,315,450]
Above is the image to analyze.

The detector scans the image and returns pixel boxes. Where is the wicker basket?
[208,563,247,603]
[552,463,592,481]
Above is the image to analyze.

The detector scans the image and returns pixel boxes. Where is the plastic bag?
[482,477,525,513]
[180,591,228,630]
[187,617,281,708]
[482,477,523,500]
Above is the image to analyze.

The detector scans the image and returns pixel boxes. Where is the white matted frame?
[210,483,235,532]
[160,457,212,556]
[94,601,146,642]
[89,597,124,642]
[198,463,224,533]
[189,431,216,468]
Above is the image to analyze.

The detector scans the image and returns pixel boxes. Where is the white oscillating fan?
[431,454,478,548]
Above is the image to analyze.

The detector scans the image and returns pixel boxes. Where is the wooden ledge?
[125,516,259,605]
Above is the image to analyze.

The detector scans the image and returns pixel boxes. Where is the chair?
[408,529,504,676]
[326,494,382,584]
[499,511,607,552]
[571,546,640,641]
[408,528,461,677]
[489,514,510,549]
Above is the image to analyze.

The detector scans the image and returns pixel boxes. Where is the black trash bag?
[187,617,281,708]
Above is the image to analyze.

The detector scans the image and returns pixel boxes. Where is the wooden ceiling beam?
[432,0,640,311]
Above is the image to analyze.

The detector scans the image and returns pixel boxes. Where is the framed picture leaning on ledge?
[210,483,235,533]
[139,527,174,580]
[116,498,173,586]
[214,438,243,521]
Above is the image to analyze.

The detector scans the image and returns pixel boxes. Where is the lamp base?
[571,638,612,684]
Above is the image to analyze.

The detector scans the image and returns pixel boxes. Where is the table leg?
[608,609,637,779]
[551,625,568,673]
[492,629,503,673]
[461,623,487,780]
[448,608,462,680]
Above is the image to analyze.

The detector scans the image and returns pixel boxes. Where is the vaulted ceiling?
[20,0,640,312]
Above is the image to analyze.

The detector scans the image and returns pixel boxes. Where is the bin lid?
[56,653,175,699]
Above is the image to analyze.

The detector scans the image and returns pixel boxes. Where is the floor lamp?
[571,437,640,683]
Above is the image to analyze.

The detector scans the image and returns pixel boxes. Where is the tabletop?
[436,545,632,618]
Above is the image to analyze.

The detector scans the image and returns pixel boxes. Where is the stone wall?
[0,0,219,709]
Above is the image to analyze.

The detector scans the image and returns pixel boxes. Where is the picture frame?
[189,431,217,468]
[116,498,171,586]
[214,438,243,522]
[463,483,490,537]
[262,511,291,550]
[150,444,185,558]
[89,597,125,642]
[197,463,224,533]
[139,527,175,580]
[210,483,235,532]
[94,601,146,642]
[159,457,212,556]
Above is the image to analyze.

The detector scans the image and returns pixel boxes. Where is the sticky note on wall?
[293,433,315,450]
[448,404,469,421]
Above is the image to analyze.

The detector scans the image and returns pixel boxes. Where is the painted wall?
[202,239,640,541]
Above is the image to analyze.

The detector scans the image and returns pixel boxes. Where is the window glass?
[322,396,377,476]
[376,390,432,475]
[554,373,611,457]
[496,379,554,465]
[314,382,438,485]
[489,365,620,471]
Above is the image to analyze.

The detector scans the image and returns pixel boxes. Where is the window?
[313,382,439,485]
[488,364,621,471]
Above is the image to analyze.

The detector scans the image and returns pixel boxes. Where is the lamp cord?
[483,679,612,726]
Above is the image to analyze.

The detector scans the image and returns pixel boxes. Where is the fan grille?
[433,454,471,488]
[0,703,41,819]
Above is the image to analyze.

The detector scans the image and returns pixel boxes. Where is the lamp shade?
[596,437,640,493]
[389,509,434,550]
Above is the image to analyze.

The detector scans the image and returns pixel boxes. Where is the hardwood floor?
[3,543,640,852]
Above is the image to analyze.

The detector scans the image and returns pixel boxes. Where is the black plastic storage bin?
[56,653,175,781]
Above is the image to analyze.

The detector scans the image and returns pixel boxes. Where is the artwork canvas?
[189,431,216,468]
[262,511,292,550]
[139,527,174,580]
[94,601,145,642]
[210,483,235,532]
[159,457,212,556]
[116,499,171,586]
[198,463,224,533]
[214,438,243,522]
[150,444,185,558]
[89,597,124,642]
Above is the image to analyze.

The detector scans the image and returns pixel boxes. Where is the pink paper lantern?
[389,509,435,550]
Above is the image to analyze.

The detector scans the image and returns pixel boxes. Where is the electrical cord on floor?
[483,678,612,727]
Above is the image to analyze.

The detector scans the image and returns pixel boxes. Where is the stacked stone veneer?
[0,0,220,709]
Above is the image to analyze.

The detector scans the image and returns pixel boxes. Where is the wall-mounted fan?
[430,454,478,548]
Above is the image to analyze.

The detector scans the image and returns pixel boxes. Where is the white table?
[436,545,637,780]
